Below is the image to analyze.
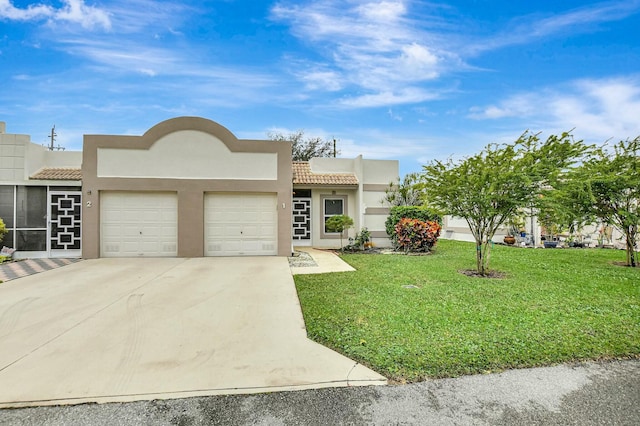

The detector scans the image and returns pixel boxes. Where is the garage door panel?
[161,211,177,221]
[204,193,277,256]
[260,226,276,237]
[101,192,178,257]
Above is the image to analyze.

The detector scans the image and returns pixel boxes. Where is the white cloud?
[469,0,640,54]
[468,76,640,141]
[468,94,538,119]
[272,0,640,110]
[356,1,407,22]
[299,69,343,91]
[271,0,459,107]
[103,0,192,34]
[56,0,111,29]
[61,38,177,75]
[340,87,440,107]
[0,0,111,30]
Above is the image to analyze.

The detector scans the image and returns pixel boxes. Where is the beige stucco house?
[0,117,397,259]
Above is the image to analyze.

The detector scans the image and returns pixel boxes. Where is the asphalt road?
[1,359,638,425]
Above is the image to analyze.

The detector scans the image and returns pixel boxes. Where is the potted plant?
[503,214,525,245]
[503,235,516,245]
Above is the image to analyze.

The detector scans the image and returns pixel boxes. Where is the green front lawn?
[294,239,640,381]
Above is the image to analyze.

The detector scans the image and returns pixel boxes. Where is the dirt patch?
[459,269,507,279]
[610,261,639,268]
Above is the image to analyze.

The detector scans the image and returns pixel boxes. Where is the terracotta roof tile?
[30,163,357,185]
[30,167,82,181]
[293,161,358,186]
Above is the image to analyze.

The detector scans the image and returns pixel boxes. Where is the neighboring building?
[0,122,82,259]
[440,215,540,246]
[0,117,398,259]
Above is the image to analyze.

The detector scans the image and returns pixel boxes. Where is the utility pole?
[333,138,337,158]
[47,125,64,151]
[49,125,57,151]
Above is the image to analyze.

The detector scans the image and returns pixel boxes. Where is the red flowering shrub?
[394,218,442,253]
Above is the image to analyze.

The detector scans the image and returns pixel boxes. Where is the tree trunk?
[626,225,637,267]
[475,239,492,275]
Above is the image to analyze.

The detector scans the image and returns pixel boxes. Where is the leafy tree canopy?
[421,131,588,275]
[325,215,354,249]
[559,137,640,266]
[268,130,338,161]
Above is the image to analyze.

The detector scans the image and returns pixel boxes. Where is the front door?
[48,191,82,258]
[292,197,312,246]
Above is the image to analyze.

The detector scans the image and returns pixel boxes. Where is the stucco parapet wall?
[91,118,284,181]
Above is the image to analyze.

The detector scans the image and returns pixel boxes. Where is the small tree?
[268,130,338,161]
[422,131,586,275]
[325,215,354,249]
[561,137,640,266]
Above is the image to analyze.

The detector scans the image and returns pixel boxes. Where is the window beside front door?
[321,195,348,238]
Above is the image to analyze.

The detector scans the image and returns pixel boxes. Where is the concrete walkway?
[0,257,385,408]
[290,247,356,275]
[0,258,81,282]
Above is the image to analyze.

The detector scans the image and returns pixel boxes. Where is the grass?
[294,239,640,382]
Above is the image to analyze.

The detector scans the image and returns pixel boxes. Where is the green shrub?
[385,206,442,246]
[395,218,442,253]
[345,227,372,251]
[0,217,6,244]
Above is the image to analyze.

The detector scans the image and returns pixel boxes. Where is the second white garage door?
[204,193,277,256]
[101,192,178,257]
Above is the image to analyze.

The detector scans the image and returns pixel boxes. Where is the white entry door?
[100,192,178,257]
[204,193,277,256]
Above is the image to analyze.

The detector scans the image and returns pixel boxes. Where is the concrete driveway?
[0,257,385,408]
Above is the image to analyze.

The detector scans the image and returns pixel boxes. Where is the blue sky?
[2,0,639,176]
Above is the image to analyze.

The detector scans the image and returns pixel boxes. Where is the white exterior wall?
[441,216,522,244]
[310,188,357,249]
[97,130,277,180]
[0,122,81,184]
[362,160,398,184]
[25,145,82,178]
[309,157,357,174]
[362,191,384,206]
[0,127,28,183]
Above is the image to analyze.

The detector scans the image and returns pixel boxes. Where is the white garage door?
[101,192,178,257]
[205,193,277,256]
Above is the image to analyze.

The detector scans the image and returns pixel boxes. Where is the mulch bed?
[611,261,640,268]
[459,269,507,279]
